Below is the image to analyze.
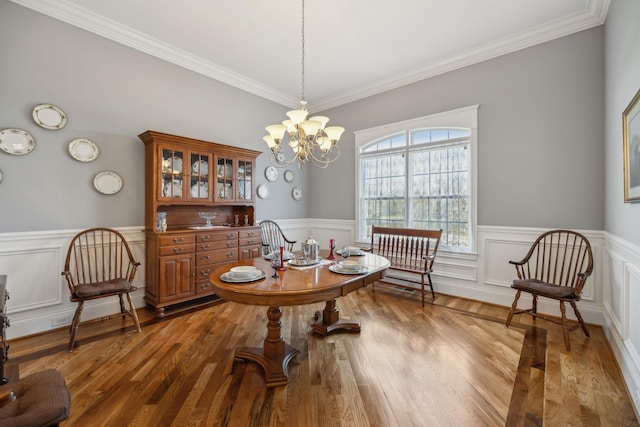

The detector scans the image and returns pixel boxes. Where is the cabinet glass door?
[237,158,253,201]
[215,156,234,201]
[188,151,211,201]
[159,146,185,200]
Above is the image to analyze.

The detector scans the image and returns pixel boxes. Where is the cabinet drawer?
[196,250,223,266]
[197,240,237,252]
[159,234,196,246]
[197,231,238,243]
[159,244,195,256]
[239,229,261,239]
[205,248,239,263]
[239,236,262,247]
[196,279,215,295]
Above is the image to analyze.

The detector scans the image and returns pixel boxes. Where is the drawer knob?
[173,237,184,243]
[201,236,210,241]
[201,244,210,250]
[227,242,234,247]
[226,252,235,258]
[200,269,210,276]
[200,283,210,290]
[226,233,235,239]
[173,247,183,253]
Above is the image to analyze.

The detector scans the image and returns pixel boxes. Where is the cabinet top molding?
[138,130,262,157]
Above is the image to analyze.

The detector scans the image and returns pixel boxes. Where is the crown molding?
[311,0,610,112]
[9,0,299,108]
[10,0,609,112]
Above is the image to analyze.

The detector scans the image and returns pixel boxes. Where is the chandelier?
[262,0,345,169]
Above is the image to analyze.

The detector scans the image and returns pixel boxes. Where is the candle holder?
[327,238,336,260]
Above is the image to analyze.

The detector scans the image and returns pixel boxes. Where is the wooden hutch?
[139,131,263,317]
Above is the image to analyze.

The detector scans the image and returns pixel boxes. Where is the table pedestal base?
[312,298,361,335]
[233,306,300,387]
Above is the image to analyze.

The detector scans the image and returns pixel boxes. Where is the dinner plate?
[329,265,369,275]
[192,160,208,176]
[228,270,262,280]
[264,252,294,261]
[336,249,366,256]
[0,128,35,155]
[190,182,209,198]
[287,257,323,267]
[220,270,266,283]
[32,103,67,130]
[93,171,123,195]
[68,138,99,162]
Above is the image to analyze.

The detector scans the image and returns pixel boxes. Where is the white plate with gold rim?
[93,171,123,195]
[32,104,67,130]
[68,138,99,162]
[0,128,35,155]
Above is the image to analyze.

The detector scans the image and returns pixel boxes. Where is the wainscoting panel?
[603,233,640,414]
[4,222,640,416]
[0,227,145,339]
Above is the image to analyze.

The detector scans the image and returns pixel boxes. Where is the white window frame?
[354,105,478,253]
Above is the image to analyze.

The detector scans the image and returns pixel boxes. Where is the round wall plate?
[284,170,294,182]
[32,104,67,130]
[93,171,123,195]
[292,187,302,201]
[265,166,278,182]
[257,183,269,199]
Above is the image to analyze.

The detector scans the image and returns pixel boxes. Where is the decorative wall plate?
[292,187,302,201]
[284,170,294,182]
[93,171,123,195]
[68,138,99,162]
[265,166,278,182]
[32,104,67,130]
[0,128,35,155]
[257,183,269,199]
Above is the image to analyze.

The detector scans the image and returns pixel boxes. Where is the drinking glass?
[270,252,281,278]
[341,246,350,262]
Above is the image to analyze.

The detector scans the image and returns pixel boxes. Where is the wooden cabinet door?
[214,155,234,202]
[158,144,186,202]
[236,157,254,202]
[158,254,195,301]
[186,149,213,202]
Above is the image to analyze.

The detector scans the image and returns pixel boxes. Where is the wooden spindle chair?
[259,220,296,256]
[62,228,142,351]
[505,229,593,351]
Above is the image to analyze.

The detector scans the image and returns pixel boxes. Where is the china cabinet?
[139,131,262,317]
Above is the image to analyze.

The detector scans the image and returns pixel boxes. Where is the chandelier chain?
[301,0,305,104]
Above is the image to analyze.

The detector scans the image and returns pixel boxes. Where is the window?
[355,106,478,252]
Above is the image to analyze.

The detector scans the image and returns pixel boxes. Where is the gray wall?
[604,0,640,246]
[0,1,308,232]
[1,1,610,234]
[311,27,605,231]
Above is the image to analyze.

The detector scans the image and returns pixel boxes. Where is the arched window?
[355,106,478,252]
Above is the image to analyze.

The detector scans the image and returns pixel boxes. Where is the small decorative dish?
[68,138,99,162]
[0,128,35,155]
[265,166,278,182]
[32,103,67,130]
[257,183,269,199]
[292,187,302,201]
[93,171,123,195]
[284,170,294,182]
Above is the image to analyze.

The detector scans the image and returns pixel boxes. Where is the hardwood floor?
[4,286,639,426]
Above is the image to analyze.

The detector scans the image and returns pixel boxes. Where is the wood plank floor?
[4,286,639,426]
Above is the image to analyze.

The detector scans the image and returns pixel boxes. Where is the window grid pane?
[360,129,471,250]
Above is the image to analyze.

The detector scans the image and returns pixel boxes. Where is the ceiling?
[12,0,609,111]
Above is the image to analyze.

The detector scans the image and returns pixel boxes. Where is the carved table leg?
[234,306,300,387]
[312,298,361,336]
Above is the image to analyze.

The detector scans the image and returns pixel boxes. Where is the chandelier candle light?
[263,0,345,169]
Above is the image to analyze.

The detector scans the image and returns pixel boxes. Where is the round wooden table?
[209,252,390,387]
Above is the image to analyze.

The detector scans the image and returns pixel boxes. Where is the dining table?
[208,251,390,387]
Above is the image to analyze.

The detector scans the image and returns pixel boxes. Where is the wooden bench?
[370,226,442,306]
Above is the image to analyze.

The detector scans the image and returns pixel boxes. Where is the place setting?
[336,246,367,256]
[329,246,369,275]
[220,266,266,283]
